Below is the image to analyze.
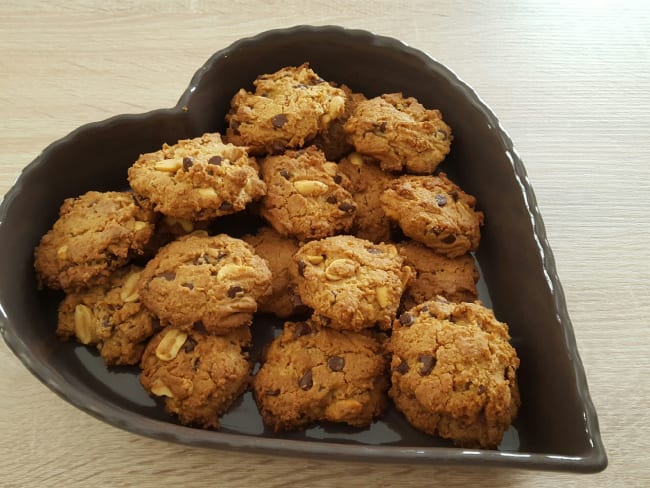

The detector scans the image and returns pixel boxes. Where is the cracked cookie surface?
[34,191,156,292]
[252,320,388,431]
[344,92,452,174]
[225,63,347,155]
[138,232,272,333]
[260,146,356,240]
[140,326,251,429]
[380,173,484,257]
[128,132,266,221]
[388,299,520,449]
[293,235,412,330]
[57,265,156,365]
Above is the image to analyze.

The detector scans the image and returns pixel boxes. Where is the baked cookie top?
[242,226,306,318]
[397,240,479,309]
[388,298,520,449]
[380,173,484,257]
[252,320,389,432]
[56,265,156,366]
[128,132,266,221]
[138,232,272,333]
[292,235,412,330]
[225,63,347,155]
[259,146,356,241]
[337,152,395,243]
[344,92,452,174]
[34,191,156,292]
[140,326,251,429]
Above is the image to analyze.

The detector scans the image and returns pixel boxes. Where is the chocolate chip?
[227,285,244,298]
[378,121,387,132]
[333,174,342,184]
[338,201,355,213]
[266,388,281,397]
[279,169,291,179]
[208,155,222,166]
[418,354,436,376]
[219,201,233,211]
[327,356,345,372]
[272,114,288,128]
[398,312,414,326]
[181,282,194,290]
[183,337,197,353]
[182,157,193,171]
[299,369,313,390]
[158,271,176,281]
[298,259,307,276]
[326,194,338,204]
[441,234,457,244]
[193,321,207,334]
[393,359,409,374]
[293,322,311,338]
[435,194,447,207]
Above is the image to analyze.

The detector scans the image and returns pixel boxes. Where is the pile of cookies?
[33,63,520,449]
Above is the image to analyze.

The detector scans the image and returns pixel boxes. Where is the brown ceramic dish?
[0,25,606,472]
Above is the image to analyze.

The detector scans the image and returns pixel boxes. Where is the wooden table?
[2,1,649,486]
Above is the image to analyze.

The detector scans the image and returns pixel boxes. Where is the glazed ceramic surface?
[0,26,606,472]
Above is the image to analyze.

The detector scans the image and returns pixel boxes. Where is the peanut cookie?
[293,235,412,330]
[140,326,251,429]
[242,227,307,318]
[225,64,347,155]
[344,92,452,174]
[128,132,266,221]
[311,85,367,161]
[397,241,479,309]
[252,320,388,431]
[34,191,156,292]
[337,152,395,243]
[56,265,156,366]
[380,173,484,257]
[388,298,520,449]
[260,146,356,240]
[138,232,272,333]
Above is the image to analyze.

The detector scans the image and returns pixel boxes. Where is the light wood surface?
[1,1,649,486]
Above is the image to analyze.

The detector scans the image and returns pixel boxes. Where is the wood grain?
[2,1,650,486]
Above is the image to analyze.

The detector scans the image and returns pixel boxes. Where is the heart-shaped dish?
[0,25,606,472]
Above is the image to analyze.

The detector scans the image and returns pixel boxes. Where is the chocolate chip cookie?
[56,265,156,365]
[140,325,251,429]
[388,298,520,449]
[34,191,156,292]
[225,63,347,155]
[260,146,356,240]
[128,132,266,221]
[344,92,452,174]
[337,152,395,243]
[397,240,479,309]
[252,320,389,431]
[380,173,484,257]
[293,235,412,330]
[242,226,306,318]
[138,232,272,333]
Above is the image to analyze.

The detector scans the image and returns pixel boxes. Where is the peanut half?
[155,328,188,361]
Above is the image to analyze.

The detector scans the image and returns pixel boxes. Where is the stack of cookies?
[33,63,520,449]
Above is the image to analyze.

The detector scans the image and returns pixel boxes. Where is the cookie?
[34,191,156,292]
[225,64,347,155]
[140,325,251,429]
[242,227,306,318]
[344,92,452,174]
[292,235,412,330]
[138,232,272,333]
[311,85,367,161]
[56,265,156,365]
[397,241,479,309]
[388,298,520,449]
[259,146,356,240]
[337,152,395,243]
[252,320,388,431]
[380,173,484,257]
[128,132,266,221]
